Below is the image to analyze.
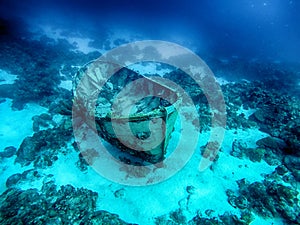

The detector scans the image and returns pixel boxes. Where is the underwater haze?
[2,0,300,62]
[0,1,300,225]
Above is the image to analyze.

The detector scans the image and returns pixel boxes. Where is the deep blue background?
[1,0,300,62]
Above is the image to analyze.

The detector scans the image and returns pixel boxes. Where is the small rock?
[275,165,288,176]
[264,151,282,166]
[16,136,41,166]
[280,205,299,224]
[253,109,265,122]
[226,189,237,208]
[276,184,299,203]
[234,195,248,209]
[6,173,22,187]
[283,155,300,171]
[39,113,52,120]
[256,137,279,150]
[169,209,187,225]
[204,209,215,217]
[114,189,125,198]
[231,139,247,159]
[186,185,196,195]
[245,147,265,162]
[0,146,16,158]
[32,120,40,132]
[292,170,300,182]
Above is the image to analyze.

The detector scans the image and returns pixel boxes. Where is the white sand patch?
[237,105,256,119]
[59,80,73,91]
[0,69,17,84]
[0,70,282,224]
[38,25,101,54]
[128,62,173,76]
[67,37,100,54]
[220,128,269,153]
[0,99,47,194]
[58,65,73,91]
[216,77,231,85]
[38,25,62,41]
[37,120,280,224]
[0,99,47,150]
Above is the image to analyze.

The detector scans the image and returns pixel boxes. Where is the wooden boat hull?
[96,105,178,163]
[74,61,179,164]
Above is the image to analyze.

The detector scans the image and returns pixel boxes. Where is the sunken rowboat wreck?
[73,60,180,164]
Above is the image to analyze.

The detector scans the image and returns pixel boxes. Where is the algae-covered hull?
[96,104,178,163]
[73,60,180,163]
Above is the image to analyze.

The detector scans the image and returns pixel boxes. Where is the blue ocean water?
[2,0,300,62]
[0,1,299,224]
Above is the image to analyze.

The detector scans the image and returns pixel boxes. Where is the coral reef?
[0,27,100,110]
[0,181,132,225]
[15,117,73,168]
[0,22,299,224]
[224,175,300,224]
